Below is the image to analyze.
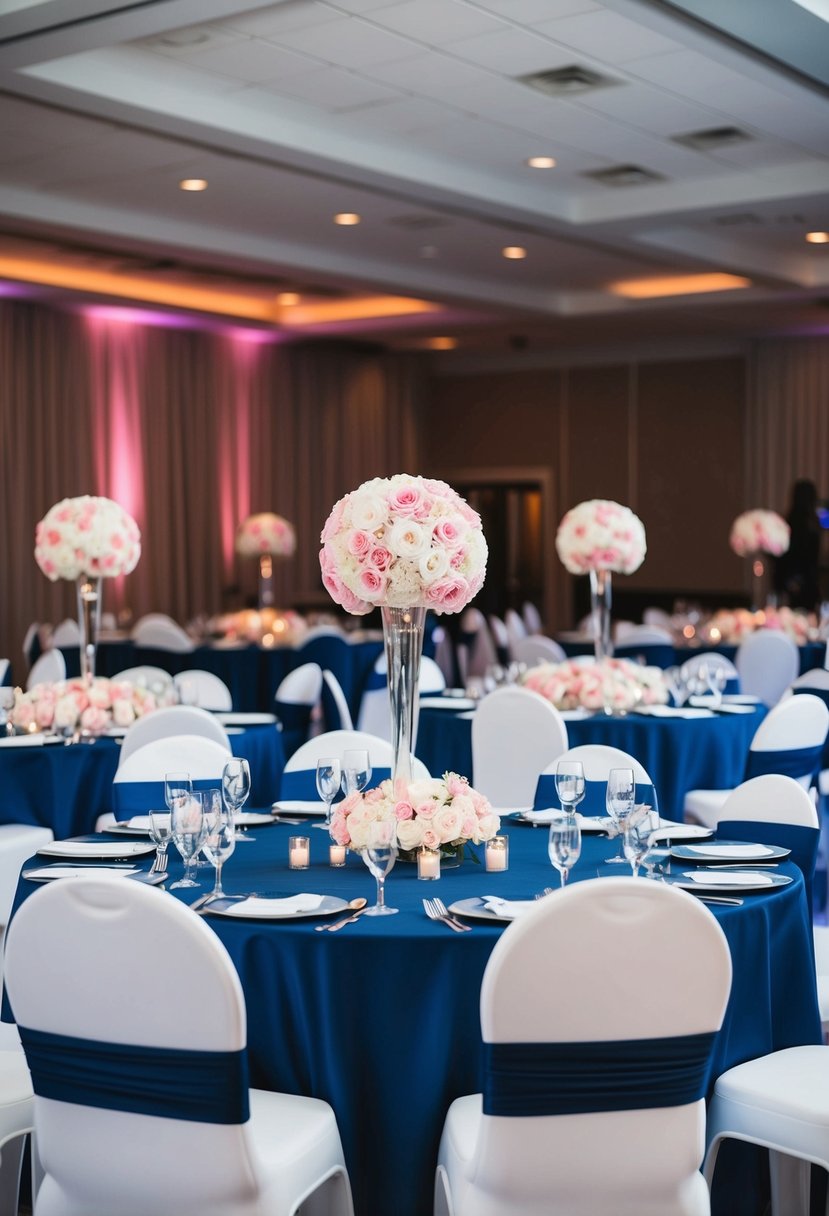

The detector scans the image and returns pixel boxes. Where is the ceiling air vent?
[583,164,664,187]
[673,126,751,151]
[387,215,451,231]
[517,64,620,96]
[711,212,763,227]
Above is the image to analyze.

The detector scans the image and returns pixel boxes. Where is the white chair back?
[680,652,739,682]
[26,649,65,690]
[299,625,347,644]
[174,670,233,712]
[283,730,430,785]
[750,691,829,758]
[522,601,543,635]
[0,658,9,687]
[419,656,446,694]
[112,666,173,692]
[431,625,457,688]
[513,635,566,667]
[115,735,232,786]
[471,687,568,808]
[118,710,231,767]
[736,630,799,706]
[718,774,818,828]
[488,615,509,656]
[614,624,673,645]
[275,662,323,706]
[131,617,194,653]
[643,607,674,629]
[789,668,829,695]
[322,670,354,732]
[50,619,80,647]
[357,656,445,742]
[505,609,527,655]
[541,743,653,787]
[459,608,498,679]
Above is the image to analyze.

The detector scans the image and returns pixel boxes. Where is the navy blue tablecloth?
[5,821,819,1216]
[557,638,826,676]
[416,705,766,821]
[0,726,283,837]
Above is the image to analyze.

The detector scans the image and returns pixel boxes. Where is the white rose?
[432,805,464,844]
[386,519,429,560]
[350,494,388,532]
[476,813,500,841]
[407,778,445,805]
[112,699,136,727]
[53,697,79,729]
[396,818,424,851]
[418,547,449,585]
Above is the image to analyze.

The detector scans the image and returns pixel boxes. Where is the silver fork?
[424,898,471,932]
[149,848,169,876]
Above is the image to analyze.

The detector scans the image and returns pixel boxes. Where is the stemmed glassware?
[623,805,660,878]
[605,767,635,864]
[0,687,14,737]
[360,819,398,916]
[548,811,581,888]
[201,787,235,901]
[170,791,206,889]
[148,809,172,874]
[315,757,342,832]
[342,749,371,798]
[555,760,585,815]
[222,758,253,841]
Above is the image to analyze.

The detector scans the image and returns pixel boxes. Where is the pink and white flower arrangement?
[236,512,296,559]
[9,677,174,735]
[522,658,669,713]
[729,509,790,558]
[555,499,646,576]
[702,606,813,645]
[319,474,487,615]
[35,496,141,581]
[330,773,500,853]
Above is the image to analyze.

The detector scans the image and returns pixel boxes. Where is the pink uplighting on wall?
[218,334,260,577]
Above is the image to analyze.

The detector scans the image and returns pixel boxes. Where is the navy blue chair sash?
[273,701,314,759]
[483,1033,715,1117]
[19,1025,249,1124]
[744,744,823,785]
[363,670,386,693]
[534,775,655,817]
[280,766,392,801]
[791,687,829,769]
[717,818,820,912]
[112,777,220,821]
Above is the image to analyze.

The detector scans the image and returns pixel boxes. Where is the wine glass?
[170,791,206,889]
[605,767,635,864]
[360,819,398,916]
[547,812,582,888]
[164,771,192,813]
[623,805,660,879]
[341,749,371,797]
[201,788,235,901]
[148,809,172,873]
[0,687,14,737]
[222,758,253,842]
[315,757,342,832]
[555,760,585,815]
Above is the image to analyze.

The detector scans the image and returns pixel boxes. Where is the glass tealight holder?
[289,835,310,870]
[417,847,441,880]
[329,843,347,868]
[485,835,509,872]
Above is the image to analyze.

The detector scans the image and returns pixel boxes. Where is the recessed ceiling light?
[806,231,829,244]
[429,337,457,350]
[526,156,557,169]
[179,178,207,192]
[608,273,751,299]
[334,213,361,226]
[276,292,300,305]
[502,246,527,260]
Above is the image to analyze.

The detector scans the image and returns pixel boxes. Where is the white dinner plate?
[448,897,520,924]
[0,734,44,748]
[670,841,790,863]
[667,870,792,895]
[24,865,166,884]
[272,800,326,817]
[37,840,156,861]
[105,819,154,836]
[204,892,348,920]
[649,823,714,843]
[721,694,761,705]
[419,696,477,712]
[215,712,277,726]
[105,726,129,737]
[234,812,278,828]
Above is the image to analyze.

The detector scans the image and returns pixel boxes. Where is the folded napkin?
[684,870,773,887]
[221,893,325,917]
[25,865,139,881]
[0,733,45,747]
[684,843,774,860]
[481,896,536,919]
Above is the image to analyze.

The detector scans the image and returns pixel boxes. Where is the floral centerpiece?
[330,772,500,862]
[35,495,141,680]
[10,677,173,737]
[236,512,296,610]
[523,657,669,714]
[555,499,647,662]
[702,606,814,646]
[207,608,307,647]
[729,509,790,611]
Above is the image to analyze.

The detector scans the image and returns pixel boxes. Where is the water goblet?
[623,805,660,879]
[148,809,172,874]
[547,812,582,889]
[555,760,585,815]
[0,687,14,737]
[341,749,371,797]
[315,757,342,832]
[360,819,398,916]
[201,788,235,902]
[222,758,253,842]
[164,771,192,813]
[605,767,635,864]
[170,791,206,889]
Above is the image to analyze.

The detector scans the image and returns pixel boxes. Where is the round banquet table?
[416,703,767,821]
[557,637,827,675]
[0,726,283,838]
[6,817,817,1216]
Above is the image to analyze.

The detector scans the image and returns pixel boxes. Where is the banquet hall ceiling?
[0,0,828,351]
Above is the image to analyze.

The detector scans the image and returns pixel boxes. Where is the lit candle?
[486,836,509,872]
[289,836,310,870]
[418,848,440,880]
[329,844,347,867]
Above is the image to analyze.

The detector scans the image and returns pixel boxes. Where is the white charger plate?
[24,865,165,884]
[37,840,156,861]
[448,897,518,924]
[272,800,326,817]
[420,696,477,712]
[215,712,277,726]
[668,870,791,895]
[670,841,790,863]
[204,893,348,920]
[234,812,278,828]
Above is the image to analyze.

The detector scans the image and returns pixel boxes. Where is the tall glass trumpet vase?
[382,605,426,787]
[258,554,274,610]
[589,568,613,664]
[76,575,102,682]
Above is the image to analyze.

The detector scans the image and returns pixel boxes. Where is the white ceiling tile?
[576,82,730,138]
[535,9,682,63]
[327,0,403,11]
[448,27,572,75]
[706,139,814,170]
[269,15,418,67]
[173,36,320,82]
[367,0,506,44]
[328,94,454,133]
[472,0,599,21]
[364,50,495,102]
[220,1,342,38]
[260,63,399,109]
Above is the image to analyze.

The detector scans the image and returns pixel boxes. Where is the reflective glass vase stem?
[258,554,275,610]
[381,605,426,787]
[77,575,102,682]
[589,568,613,664]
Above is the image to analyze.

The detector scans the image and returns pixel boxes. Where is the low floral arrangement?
[701,606,814,645]
[522,657,669,713]
[35,495,141,581]
[319,473,487,615]
[236,513,296,558]
[556,499,647,576]
[330,773,500,854]
[729,509,790,557]
[10,677,174,735]
[208,608,307,647]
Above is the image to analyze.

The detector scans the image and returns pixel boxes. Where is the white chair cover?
[118,706,231,766]
[522,602,543,635]
[174,670,233,712]
[735,630,799,707]
[505,609,527,656]
[471,687,568,809]
[512,636,567,667]
[459,609,498,680]
[112,666,173,691]
[283,730,429,791]
[50,620,80,647]
[131,617,195,653]
[322,670,354,732]
[274,662,323,707]
[26,650,66,690]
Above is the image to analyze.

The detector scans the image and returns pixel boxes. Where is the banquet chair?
[431,625,457,689]
[0,1048,35,1216]
[22,623,45,670]
[643,607,674,630]
[321,670,354,733]
[684,694,829,830]
[488,615,510,665]
[680,653,740,696]
[614,625,675,669]
[131,615,195,653]
[0,825,55,926]
[119,705,231,765]
[788,669,829,799]
[112,665,173,691]
[109,734,232,821]
[49,619,80,648]
[174,669,233,712]
[357,656,445,742]
[534,744,655,816]
[505,608,527,650]
[522,601,543,635]
[458,609,498,681]
[4,876,354,1216]
[512,635,567,667]
[0,658,9,687]
[281,730,428,801]
[813,926,829,1038]
[735,629,799,707]
[471,687,568,810]
[274,663,323,759]
[26,649,65,690]
[435,878,732,1216]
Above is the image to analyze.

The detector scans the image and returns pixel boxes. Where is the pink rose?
[421,828,441,851]
[425,576,471,613]
[415,799,436,819]
[445,774,468,798]
[387,484,426,519]
[433,518,464,547]
[347,530,373,558]
[368,546,393,572]
[394,800,414,821]
[358,568,386,600]
[80,705,109,733]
